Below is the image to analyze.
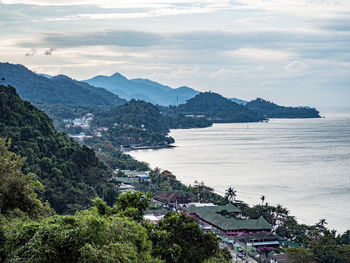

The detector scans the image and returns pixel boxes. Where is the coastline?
[129,117,350,233]
[123,144,176,152]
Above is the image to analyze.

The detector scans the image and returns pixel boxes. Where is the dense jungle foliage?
[246,98,321,118]
[177,92,266,123]
[0,85,118,214]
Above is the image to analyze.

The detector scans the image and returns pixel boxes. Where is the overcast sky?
[1,0,349,107]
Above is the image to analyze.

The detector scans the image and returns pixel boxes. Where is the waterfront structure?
[186,204,271,237]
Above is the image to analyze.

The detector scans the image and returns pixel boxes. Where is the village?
[111,169,294,263]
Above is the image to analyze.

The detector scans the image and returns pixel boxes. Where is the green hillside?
[246,98,321,118]
[0,62,125,108]
[178,92,266,123]
[0,85,118,214]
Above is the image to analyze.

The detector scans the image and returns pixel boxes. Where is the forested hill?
[89,100,174,149]
[0,62,125,108]
[0,85,118,214]
[177,92,266,123]
[246,98,321,118]
[93,100,169,134]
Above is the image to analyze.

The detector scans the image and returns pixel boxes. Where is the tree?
[146,212,231,263]
[225,187,237,202]
[0,138,51,218]
[113,190,152,221]
[260,195,265,206]
[1,210,162,263]
[286,247,314,263]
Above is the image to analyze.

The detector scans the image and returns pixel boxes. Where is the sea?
[129,109,350,233]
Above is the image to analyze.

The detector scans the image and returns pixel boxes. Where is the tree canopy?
[0,85,118,214]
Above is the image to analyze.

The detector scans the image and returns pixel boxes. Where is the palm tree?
[316,218,327,229]
[225,187,237,203]
[260,195,265,206]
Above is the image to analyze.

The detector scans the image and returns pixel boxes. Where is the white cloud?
[285,60,308,72]
[228,48,296,61]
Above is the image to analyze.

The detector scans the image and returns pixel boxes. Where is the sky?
[0,0,350,107]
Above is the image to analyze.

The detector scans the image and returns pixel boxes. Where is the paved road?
[219,242,258,263]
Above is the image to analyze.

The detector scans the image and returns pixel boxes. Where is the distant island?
[246,98,321,118]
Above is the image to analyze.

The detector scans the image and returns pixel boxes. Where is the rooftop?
[187,205,271,231]
[187,203,242,214]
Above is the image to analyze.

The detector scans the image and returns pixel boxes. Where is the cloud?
[228,48,296,61]
[20,30,163,48]
[44,47,56,55]
[24,48,37,56]
[315,15,350,32]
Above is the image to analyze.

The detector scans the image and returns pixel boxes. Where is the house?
[136,174,151,182]
[73,118,83,126]
[143,213,165,223]
[186,204,271,237]
[68,132,86,142]
[118,183,135,193]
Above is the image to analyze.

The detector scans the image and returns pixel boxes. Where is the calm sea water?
[130,109,350,233]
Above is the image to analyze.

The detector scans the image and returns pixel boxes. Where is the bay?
[130,109,350,233]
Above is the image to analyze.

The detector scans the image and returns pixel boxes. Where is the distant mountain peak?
[51,74,72,80]
[111,72,128,79]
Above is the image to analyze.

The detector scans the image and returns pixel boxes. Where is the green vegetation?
[177,92,266,123]
[246,98,321,118]
[285,225,350,262]
[93,100,169,134]
[146,212,231,263]
[0,62,125,108]
[158,105,213,129]
[0,82,341,263]
[0,138,52,219]
[33,103,95,130]
[0,158,231,263]
[86,100,174,149]
[0,85,118,214]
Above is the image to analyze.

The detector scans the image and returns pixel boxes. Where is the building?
[235,232,280,249]
[186,204,271,237]
[68,132,86,142]
[118,183,135,193]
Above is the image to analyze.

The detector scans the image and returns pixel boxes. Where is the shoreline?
[123,144,176,152]
[128,119,350,233]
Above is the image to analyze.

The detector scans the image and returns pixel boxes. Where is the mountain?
[84,73,199,105]
[246,98,321,118]
[90,100,174,149]
[0,84,118,214]
[0,62,125,108]
[93,100,170,134]
[177,92,266,123]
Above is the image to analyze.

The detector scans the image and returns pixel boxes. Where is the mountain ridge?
[84,73,199,106]
[0,62,126,108]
